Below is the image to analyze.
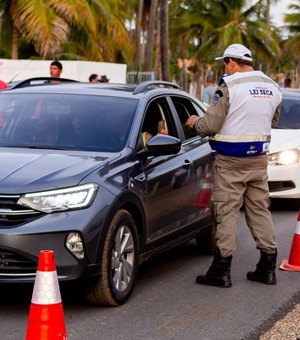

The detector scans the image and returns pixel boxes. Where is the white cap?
[215,44,252,62]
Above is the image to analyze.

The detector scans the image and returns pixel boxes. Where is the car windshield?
[0,93,138,152]
[276,96,300,129]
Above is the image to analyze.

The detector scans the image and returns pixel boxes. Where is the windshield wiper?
[0,145,71,150]
[27,145,71,150]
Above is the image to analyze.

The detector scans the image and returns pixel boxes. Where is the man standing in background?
[49,60,63,79]
[202,75,217,105]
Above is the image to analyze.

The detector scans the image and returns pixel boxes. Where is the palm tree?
[88,0,133,62]
[201,0,281,66]
[135,0,144,68]
[160,0,170,81]
[265,0,279,26]
[0,0,96,59]
[283,1,300,38]
[6,1,63,58]
[145,0,159,71]
[283,1,300,86]
[132,0,162,76]
[0,0,132,61]
[170,0,281,86]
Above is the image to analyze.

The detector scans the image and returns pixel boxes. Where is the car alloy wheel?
[85,209,139,306]
[111,224,135,292]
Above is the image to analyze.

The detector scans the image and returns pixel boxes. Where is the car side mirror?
[136,134,182,159]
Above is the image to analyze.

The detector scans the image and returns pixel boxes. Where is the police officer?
[186,44,282,288]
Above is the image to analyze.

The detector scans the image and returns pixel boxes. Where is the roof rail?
[9,77,79,89]
[133,80,183,95]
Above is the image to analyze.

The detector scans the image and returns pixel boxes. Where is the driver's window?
[141,102,163,146]
[141,99,175,147]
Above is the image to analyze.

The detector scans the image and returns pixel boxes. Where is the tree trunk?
[136,0,144,68]
[155,16,161,79]
[266,0,270,26]
[160,0,170,81]
[11,24,18,59]
[145,0,158,72]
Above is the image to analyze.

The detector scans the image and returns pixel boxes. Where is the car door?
[168,95,214,225]
[136,97,196,245]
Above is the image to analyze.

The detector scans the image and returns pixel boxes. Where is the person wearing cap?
[99,75,109,83]
[186,43,282,288]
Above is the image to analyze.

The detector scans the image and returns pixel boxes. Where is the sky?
[271,0,293,26]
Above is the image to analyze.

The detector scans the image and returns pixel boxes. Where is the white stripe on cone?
[31,270,62,305]
[295,221,300,235]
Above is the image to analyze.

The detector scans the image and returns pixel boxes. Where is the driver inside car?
[142,119,168,147]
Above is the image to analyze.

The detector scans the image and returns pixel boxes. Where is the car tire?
[195,217,217,254]
[85,209,139,306]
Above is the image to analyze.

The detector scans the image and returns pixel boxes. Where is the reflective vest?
[209,71,282,157]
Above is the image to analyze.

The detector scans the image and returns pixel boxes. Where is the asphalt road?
[1,199,300,340]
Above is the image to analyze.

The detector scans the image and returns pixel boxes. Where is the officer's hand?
[186,115,199,129]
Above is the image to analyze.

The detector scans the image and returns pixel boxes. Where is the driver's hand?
[159,129,168,135]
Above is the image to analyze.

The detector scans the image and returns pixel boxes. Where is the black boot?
[196,249,232,288]
[247,250,277,284]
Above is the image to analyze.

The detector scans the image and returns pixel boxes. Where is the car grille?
[0,195,42,227]
[0,249,37,275]
[268,181,295,192]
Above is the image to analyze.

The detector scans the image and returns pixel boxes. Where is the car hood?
[270,129,300,153]
[0,148,115,194]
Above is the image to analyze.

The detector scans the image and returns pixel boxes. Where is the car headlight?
[18,183,98,213]
[268,149,300,165]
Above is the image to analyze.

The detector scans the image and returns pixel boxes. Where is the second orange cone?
[280,211,300,271]
[26,250,68,340]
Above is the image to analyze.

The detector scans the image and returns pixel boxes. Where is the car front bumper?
[268,163,300,199]
[0,202,111,283]
[0,232,87,283]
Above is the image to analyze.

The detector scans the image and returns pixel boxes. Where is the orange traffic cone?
[194,167,213,208]
[26,250,68,339]
[280,211,300,271]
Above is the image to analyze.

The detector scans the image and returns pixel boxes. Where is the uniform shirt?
[194,71,281,170]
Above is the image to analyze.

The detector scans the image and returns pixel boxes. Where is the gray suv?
[0,80,215,306]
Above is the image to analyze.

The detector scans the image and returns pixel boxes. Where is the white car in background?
[268,88,300,199]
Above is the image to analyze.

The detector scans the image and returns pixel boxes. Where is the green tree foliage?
[1,0,300,85]
[170,0,281,70]
[0,0,132,61]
